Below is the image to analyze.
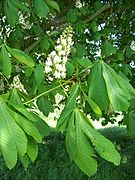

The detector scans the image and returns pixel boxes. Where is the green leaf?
[4,0,18,26]
[75,44,87,58]
[102,61,131,111]
[6,46,35,68]
[32,115,51,138]
[57,110,73,133]
[19,154,29,170]
[37,96,54,116]
[57,84,79,131]
[112,69,135,98]
[11,0,30,13]
[77,58,92,68]
[90,21,98,32]
[76,109,121,166]
[83,92,102,117]
[102,40,117,57]
[42,36,50,51]
[66,9,78,23]
[9,88,23,106]
[66,61,75,76]
[66,112,98,176]
[116,52,124,61]
[9,109,42,143]
[1,45,12,77]
[8,89,38,122]
[45,0,60,12]
[125,45,133,58]
[93,32,101,42]
[88,61,109,111]
[124,110,135,136]
[27,139,38,162]
[66,112,77,159]
[33,0,50,18]
[0,99,27,169]
[35,64,45,87]
[66,84,79,109]
[8,89,51,138]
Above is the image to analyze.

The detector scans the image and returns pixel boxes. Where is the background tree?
[0,0,135,177]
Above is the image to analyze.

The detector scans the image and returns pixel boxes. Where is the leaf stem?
[23,66,91,105]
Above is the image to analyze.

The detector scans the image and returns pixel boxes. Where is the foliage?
[0,0,135,176]
[1,127,135,180]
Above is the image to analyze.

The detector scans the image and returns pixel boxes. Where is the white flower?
[11,75,27,93]
[55,45,62,51]
[55,63,63,70]
[61,64,66,72]
[50,51,57,56]
[58,50,66,56]
[45,65,52,73]
[61,72,66,78]
[54,55,61,63]
[67,37,72,43]
[61,39,67,45]
[63,56,68,63]
[54,71,61,78]
[57,38,60,44]
[46,59,52,66]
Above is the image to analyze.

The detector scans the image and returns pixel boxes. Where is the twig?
[82,4,111,24]
[23,65,92,104]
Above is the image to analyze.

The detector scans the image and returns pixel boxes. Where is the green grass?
[0,127,135,180]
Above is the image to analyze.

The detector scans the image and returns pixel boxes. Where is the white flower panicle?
[45,26,73,80]
[11,75,27,93]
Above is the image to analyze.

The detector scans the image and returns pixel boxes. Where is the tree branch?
[24,4,112,53]
[82,4,111,24]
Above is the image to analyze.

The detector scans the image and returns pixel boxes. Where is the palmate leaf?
[57,93,120,176]
[75,109,121,166]
[66,112,98,176]
[0,99,27,169]
[0,89,51,169]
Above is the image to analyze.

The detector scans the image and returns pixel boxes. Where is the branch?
[25,37,42,53]
[25,4,112,53]
[82,4,111,24]
[23,65,92,104]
